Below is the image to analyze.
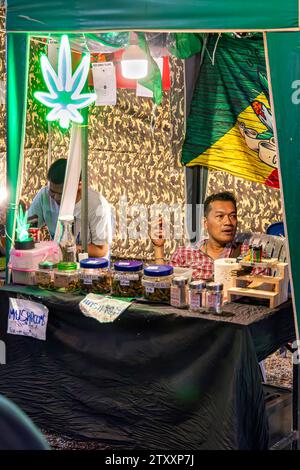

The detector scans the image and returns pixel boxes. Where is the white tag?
[92,62,117,106]
[146,287,155,294]
[79,294,131,323]
[80,274,99,285]
[8,298,49,341]
[143,280,170,289]
[115,274,139,281]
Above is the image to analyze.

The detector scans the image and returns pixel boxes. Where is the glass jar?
[58,215,76,263]
[35,261,57,289]
[79,258,111,294]
[54,261,79,292]
[189,280,206,313]
[112,261,143,297]
[206,282,224,314]
[142,265,174,303]
[170,276,188,308]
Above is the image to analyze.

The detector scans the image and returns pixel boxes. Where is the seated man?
[151,191,249,280]
[28,159,112,258]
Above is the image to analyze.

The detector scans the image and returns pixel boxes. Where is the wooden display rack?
[227,259,289,308]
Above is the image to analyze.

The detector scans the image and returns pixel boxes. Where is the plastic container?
[170,276,188,308]
[12,269,36,286]
[9,241,60,271]
[79,258,111,294]
[54,262,80,292]
[206,282,224,314]
[142,265,174,303]
[35,261,57,289]
[112,261,143,297]
[189,280,206,313]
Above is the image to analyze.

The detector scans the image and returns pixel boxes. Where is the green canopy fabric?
[6,0,299,32]
[6,33,30,274]
[266,31,300,332]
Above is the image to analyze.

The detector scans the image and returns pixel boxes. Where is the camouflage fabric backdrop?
[0,12,282,259]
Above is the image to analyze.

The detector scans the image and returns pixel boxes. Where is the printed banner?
[182,33,279,188]
[8,298,49,340]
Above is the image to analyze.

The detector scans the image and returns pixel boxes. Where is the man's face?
[48,181,63,205]
[204,200,238,245]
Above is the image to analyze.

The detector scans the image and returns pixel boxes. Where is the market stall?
[0,284,295,449]
[2,0,300,450]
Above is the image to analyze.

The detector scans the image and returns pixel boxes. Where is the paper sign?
[79,294,131,323]
[92,62,117,106]
[136,58,163,98]
[8,298,49,340]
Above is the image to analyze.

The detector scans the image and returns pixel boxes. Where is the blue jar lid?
[144,265,174,277]
[114,260,143,272]
[80,257,108,269]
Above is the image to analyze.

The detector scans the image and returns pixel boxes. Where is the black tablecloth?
[0,286,295,450]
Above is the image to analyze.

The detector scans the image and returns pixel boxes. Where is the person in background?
[151,191,249,280]
[28,159,112,258]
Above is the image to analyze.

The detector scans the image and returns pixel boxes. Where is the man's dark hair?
[204,192,237,217]
[47,159,67,185]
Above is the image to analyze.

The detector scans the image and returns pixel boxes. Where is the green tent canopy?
[6,0,300,32]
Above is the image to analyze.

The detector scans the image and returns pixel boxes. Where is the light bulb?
[121,45,148,79]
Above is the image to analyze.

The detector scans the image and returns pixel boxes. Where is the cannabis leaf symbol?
[16,206,30,242]
[35,35,96,129]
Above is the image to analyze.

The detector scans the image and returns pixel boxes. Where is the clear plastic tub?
[112,261,143,297]
[142,265,174,303]
[79,258,111,294]
[54,262,80,292]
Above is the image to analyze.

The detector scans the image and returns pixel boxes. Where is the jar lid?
[144,265,174,277]
[172,276,188,287]
[114,260,143,272]
[206,282,223,292]
[38,261,57,270]
[189,280,206,290]
[80,257,108,269]
[57,261,77,271]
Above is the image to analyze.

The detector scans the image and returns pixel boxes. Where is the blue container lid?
[80,257,108,269]
[144,265,174,277]
[114,260,143,272]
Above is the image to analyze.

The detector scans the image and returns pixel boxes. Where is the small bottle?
[206,282,224,314]
[189,280,206,312]
[170,277,188,308]
[58,215,76,263]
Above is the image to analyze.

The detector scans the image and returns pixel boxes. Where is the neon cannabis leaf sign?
[35,35,96,129]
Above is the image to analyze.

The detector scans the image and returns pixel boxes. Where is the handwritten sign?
[79,294,131,323]
[8,298,49,340]
[92,62,117,106]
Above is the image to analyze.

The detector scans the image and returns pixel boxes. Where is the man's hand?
[150,217,165,247]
